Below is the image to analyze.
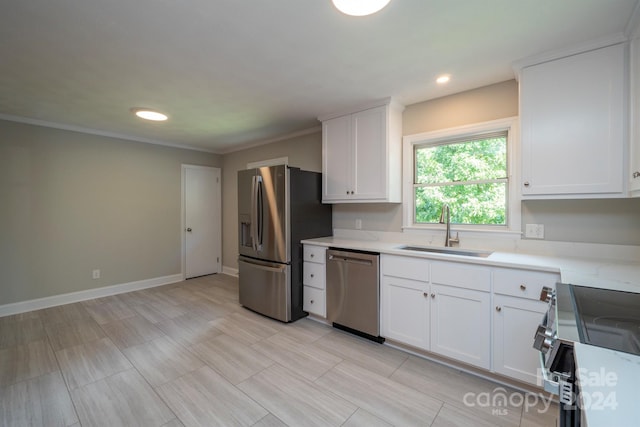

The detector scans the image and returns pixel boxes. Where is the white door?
[380,275,429,349]
[493,295,547,384]
[322,114,352,201]
[430,284,491,369]
[352,105,387,200]
[183,165,221,279]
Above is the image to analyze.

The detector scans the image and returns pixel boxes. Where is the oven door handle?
[539,353,559,395]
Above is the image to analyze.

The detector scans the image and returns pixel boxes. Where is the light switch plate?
[525,224,544,239]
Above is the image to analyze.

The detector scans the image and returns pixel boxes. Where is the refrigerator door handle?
[256,176,264,251]
[250,175,263,252]
[239,257,286,273]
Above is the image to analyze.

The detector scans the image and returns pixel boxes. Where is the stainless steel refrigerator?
[238,165,332,322]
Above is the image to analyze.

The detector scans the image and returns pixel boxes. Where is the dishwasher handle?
[328,254,373,266]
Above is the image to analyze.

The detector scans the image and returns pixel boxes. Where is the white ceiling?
[1,0,638,153]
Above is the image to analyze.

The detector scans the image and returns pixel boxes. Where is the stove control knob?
[533,325,554,353]
[539,286,554,303]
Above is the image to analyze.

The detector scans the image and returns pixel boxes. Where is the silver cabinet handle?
[520,284,527,291]
[310,253,314,258]
[423,292,429,297]
[524,181,530,187]
[310,300,314,304]
[310,274,314,278]
[634,171,640,179]
[186,228,192,232]
[431,293,435,298]
[496,306,502,312]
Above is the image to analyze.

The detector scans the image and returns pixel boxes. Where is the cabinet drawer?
[431,261,491,292]
[493,268,559,300]
[381,254,429,282]
[304,245,326,264]
[303,286,326,317]
[303,262,325,289]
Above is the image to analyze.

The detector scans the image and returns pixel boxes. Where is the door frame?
[181,164,222,280]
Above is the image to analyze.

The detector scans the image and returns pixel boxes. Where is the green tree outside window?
[414,135,507,225]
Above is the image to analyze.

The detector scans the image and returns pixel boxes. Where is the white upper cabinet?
[630,20,640,195]
[519,42,627,198]
[320,99,403,203]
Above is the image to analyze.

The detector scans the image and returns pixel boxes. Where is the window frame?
[402,117,521,235]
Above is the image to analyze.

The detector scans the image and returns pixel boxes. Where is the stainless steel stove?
[533,282,640,427]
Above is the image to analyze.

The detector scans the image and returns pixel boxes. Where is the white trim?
[247,157,289,169]
[0,113,217,153]
[0,274,183,318]
[402,117,521,236]
[222,266,239,277]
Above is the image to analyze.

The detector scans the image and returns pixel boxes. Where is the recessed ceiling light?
[131,108,168,121]
[436,75,451,84]
[332,0,391,16]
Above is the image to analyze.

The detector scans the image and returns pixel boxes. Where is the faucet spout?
[439,204,459,247]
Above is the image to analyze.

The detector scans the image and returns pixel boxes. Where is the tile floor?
[0,274,558,427]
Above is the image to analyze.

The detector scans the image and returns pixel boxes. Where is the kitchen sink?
[396,245,493,258]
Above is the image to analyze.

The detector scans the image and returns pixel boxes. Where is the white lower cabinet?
[430,283,491,369]
[381,253,559,385]
[303,245,327,317]
[303,286,326,318]
[380,275,429,348]
[493,294,547,384]
[380,255,491,370]
[492,268,559,385]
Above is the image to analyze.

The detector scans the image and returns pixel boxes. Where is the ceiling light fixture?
[332,0,391,16]
[131,108,168,121]
[436,75,451,84]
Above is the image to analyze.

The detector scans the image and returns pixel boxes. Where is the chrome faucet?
[439,204,459,247]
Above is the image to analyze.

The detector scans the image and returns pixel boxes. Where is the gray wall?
[221,131,322,271]
[1,120,221,305]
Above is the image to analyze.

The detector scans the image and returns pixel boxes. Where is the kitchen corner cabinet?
[520,43,626,198]
[492,268,559,385]
[302,245,327,317]
[630,25,640,195]
[380,255,491,370]
[320,100,403,203]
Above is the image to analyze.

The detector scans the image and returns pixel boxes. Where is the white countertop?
[573,342,640,427]
[301,235,640,292]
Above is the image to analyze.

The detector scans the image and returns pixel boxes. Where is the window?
[403,118,519,232]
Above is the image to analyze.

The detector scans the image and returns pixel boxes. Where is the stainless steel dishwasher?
[326,248,383,343]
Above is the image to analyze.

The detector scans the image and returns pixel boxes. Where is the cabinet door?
[303,285,326,317]
[521,44,625,197]
[430,284,491,369]
[380,275,429,349]
[322,115,352,201]
[352,106,387,200]
[493,295,547,384]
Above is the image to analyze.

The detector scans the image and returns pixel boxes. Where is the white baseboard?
[222,266,239,277]
[0,274,183,318]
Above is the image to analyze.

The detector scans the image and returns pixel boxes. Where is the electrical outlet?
[92,269,101,279]
[525,224,545,239]
[355,219,362,230]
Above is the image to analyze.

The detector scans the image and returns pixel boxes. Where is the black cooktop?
[570,285,640,355]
